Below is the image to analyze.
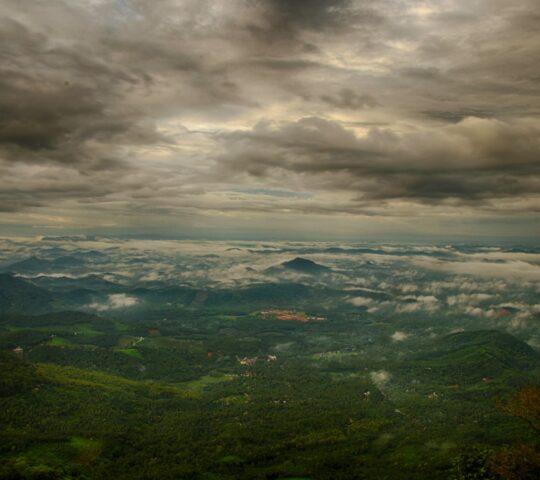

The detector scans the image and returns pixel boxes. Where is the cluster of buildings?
[259,310,326,322]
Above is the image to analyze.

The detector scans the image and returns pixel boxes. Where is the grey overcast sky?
[1,0,539,240]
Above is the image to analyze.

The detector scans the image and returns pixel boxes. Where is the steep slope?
[3,256,51,273]
[0,274,57,314]
[266,257,332,275]
[413,330,540,384]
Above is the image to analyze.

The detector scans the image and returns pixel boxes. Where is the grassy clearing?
[47,336,74,347]
[36,363,195,398]
[117,348,143,359]
[69,437,102,465]
[183,374,234,394]
[113,321,130,332]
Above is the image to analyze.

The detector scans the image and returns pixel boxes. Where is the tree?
[451,448,496,480]
[484,386,540,480]
[496,386,540,435]
[488,444,540,480]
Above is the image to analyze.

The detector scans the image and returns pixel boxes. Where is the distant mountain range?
[2,256,86,273]
[1,252,109,275]
[0,273,56,314]
[0,273,114,315]
[30,274,120,292]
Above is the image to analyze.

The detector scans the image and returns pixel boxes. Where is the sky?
[1,0,539,241]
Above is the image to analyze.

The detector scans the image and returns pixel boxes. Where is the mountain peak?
[280,257,331,273]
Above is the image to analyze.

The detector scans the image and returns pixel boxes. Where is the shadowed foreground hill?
[412,330,540,384]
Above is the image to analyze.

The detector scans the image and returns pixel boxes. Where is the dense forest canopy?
[0,237,539,479]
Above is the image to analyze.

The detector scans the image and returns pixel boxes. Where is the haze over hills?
[2,255,88,274]
[0,237,539,478]
[0,273,56,314]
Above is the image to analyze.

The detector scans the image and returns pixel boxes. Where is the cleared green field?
[116,347,144,359]
[36,363,195,398]
[47,336,75,347]
[183,373,235,393]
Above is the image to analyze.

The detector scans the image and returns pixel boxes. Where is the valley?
[0,237,539,479]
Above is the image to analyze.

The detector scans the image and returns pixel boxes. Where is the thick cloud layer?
[1,0,539,238]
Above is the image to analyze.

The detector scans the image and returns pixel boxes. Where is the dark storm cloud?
[216,116,540,206]
[0,0,539,229]
[0,14,162,171]
[251,0,362,42]
[0,0,252,171]
[264,0,352,29]
[242,0,340,42]
[421,109,496,123]
[0,182,111,213]
[320,89,379,110]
